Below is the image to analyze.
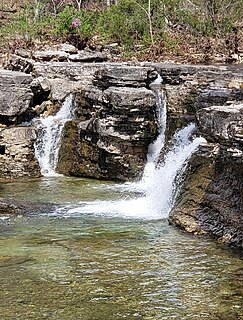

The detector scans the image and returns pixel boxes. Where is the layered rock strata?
[56,66,158,180]
[0,55,242,252]
[170,104,243,250]
[0,126,41,179]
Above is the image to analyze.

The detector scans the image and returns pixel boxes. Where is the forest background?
[0,0,242,63]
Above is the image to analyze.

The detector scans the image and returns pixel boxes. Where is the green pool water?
[0,177,242,320]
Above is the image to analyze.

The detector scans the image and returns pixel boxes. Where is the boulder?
[0,70,33,117]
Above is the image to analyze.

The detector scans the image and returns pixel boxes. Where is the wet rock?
[0,197,55,218]
[57,79,157,180]
[170,143,220,234]
[170,102,243,250]
[33,100,59,117]
[0,70,33,117]
[171,146,243,250]
[0,197,24,215]
[0,126,41,179]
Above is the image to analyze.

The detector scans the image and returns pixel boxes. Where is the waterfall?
[33,94,75,177]
[141,77,167,185]
[64,124,205,220]
[140,123,205,217]
[62,76,206,220]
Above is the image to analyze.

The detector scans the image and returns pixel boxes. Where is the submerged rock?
[0,256,33,267]
[0,197,55,218]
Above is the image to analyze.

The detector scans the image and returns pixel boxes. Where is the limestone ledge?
[0,126,41,179]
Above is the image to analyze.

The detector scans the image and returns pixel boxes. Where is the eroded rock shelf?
[0,47,242,250]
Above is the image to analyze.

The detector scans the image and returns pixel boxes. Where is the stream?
[1,76,242,319]
[0,177,243,320]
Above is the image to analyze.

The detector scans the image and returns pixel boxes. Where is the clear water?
[0,177,243,320]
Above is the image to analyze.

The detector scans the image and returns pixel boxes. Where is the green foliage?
[0,0,242,57]
[97,0,148,48]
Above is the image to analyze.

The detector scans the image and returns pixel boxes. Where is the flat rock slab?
[0,69,33,116]
[94,65,158,88]
[103,86,156,109]
[68,51,107,62]
[197,103,243,144]
[32,62,104,81]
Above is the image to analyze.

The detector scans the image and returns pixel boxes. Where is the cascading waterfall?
[60,76,206,220]
[141,76,167,185]
[33,94,75,177]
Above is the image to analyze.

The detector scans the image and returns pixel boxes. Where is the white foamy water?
[34,75,205,220]
[61,123,205,220]
[34,95,75,177]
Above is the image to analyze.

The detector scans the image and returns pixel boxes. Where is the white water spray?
[64,123,205,220]
[140,74,167,188]
[57,76,206,220]
[34,94,75,177]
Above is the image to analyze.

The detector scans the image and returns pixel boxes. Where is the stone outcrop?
[146,63,243,114]
[56,66,158,180]
[0,126,41,179]
[0,53,242,252]
[170,104,243,250]
[0,70,33,119]
[197,104,243,146]
[2,46,107,73]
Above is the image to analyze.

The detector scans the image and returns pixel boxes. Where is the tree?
[72,0,82,10]
[132,0,154,45]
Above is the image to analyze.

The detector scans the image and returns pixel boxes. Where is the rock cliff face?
[170,104,243,250]
[0,50,243,251]
[56,66,158,180]
[0,70,40,178]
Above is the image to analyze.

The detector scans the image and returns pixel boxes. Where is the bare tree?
[72,0,82,10]
[133,0,154,45]
[106,0,118,6]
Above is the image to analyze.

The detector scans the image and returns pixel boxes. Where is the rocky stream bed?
[0,44,243,251]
